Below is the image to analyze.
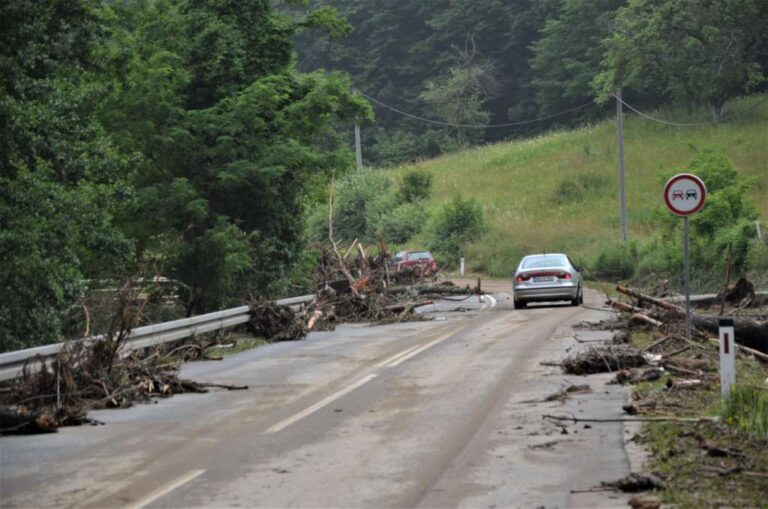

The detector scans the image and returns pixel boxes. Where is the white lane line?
[264,374,377,434]
[124,469,205,509]
[374,344,423,368]
[386,329,457,368]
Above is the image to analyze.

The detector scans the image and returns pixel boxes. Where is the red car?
[391,250,438,276]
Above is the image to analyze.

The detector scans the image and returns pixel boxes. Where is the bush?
[429,195,487,267]
[378,202,427,244]
[397,169,433,203]
[306,170,395,244]
[590,241,639,281]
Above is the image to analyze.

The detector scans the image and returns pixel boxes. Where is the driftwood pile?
[561,345,647,375]
[0,285,246,435]
[0,337,243,435]
[248,242,479,342]
[607,284,768,355]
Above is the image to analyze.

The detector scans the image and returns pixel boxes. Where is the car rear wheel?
[513,299,527,309]
[571,287,582,306]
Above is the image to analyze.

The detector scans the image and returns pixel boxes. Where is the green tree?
[102,0,371,313]
[594,0,768,119]
[0,0,132,351]
[530,0,625,116]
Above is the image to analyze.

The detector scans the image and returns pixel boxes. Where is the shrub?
[378,202,427,244]
[590,240,639,281]
[397,169,433,203]
[306,170,394,244]
[429,195,487,267]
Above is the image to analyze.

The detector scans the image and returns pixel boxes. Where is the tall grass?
[394,95,768,278]
[721,386,768,437]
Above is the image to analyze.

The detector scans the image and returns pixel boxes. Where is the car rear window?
[408,251,433,260]
[522,254,567,269]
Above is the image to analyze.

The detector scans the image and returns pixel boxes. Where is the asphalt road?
[1,287,632,508]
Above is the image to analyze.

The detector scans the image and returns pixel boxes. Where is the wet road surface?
[1,286,631,508]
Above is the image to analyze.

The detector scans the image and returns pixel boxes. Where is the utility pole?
[354,123,363,171]
[353,89,363,171]
[616,88,627,242]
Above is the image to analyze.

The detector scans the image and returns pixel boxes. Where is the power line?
[614,93,734,127]
[356,89,596,128]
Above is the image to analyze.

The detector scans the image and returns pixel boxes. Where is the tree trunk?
[616,286,768,353]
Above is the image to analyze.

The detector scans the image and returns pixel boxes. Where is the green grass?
[393,95,768,277]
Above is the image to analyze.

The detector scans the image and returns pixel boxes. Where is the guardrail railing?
[0,294,315,382]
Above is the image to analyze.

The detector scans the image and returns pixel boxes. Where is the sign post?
[460,257,465,277]
[664,173,707,339]
[718,318,736,398]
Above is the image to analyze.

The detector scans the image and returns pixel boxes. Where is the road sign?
[664,173,707,339]
[664,173,707,216]
[719,318,736,398]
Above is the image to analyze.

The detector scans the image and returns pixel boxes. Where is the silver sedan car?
[512,253,583,309]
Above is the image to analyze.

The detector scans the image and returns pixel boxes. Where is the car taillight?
[562,272,572,280]
[516,275,529,282]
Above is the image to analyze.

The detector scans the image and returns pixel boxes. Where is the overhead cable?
[614,93,734,127]
[356,89,595,128]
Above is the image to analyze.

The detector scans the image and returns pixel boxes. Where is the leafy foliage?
[397,169,434,204]
[429,195,487,267]
[594,0,768,118]
[0,0,132,351]
[630,149,761,289]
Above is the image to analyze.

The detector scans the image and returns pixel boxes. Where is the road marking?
[265,374,377,434]
[124,469,205,509]
[386,329,457,368]
[481,294,497,309]
[374,344,423,368]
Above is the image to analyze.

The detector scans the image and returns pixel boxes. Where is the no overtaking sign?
[664,173,707,216]
[663,172,707,340]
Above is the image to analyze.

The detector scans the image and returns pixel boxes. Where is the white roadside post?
[718,318,736,398]
[663,173,707,339]
[460,257,465,277]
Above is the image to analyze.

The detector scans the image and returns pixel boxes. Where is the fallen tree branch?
[629,313,662,328]
[708,338,768,363]
[616,286,768,353]
[542,414,718,423]
[642,335,674,353]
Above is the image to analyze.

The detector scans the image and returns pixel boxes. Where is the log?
[616,286,768,354]
[707,338,768,363]
[607,298,644,314]
[0,406,58,434]
[629,313,662,328]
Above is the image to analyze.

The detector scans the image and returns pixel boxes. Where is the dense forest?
[2,0,767,351]
[297,0,768,165]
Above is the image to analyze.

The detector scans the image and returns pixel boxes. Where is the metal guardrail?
[0,294,315,382]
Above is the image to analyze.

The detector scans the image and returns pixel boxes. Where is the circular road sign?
[664,173,707,216]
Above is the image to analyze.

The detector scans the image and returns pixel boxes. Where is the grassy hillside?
[395,95,768,277]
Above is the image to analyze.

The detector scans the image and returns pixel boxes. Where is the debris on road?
[248,242,481,342]
[561,345,647,375]
[0,284,247,435]
[602,472,665,492]
[615,367,664,385]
